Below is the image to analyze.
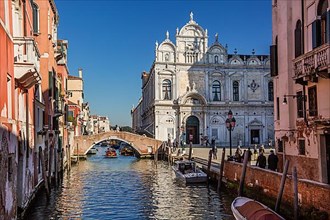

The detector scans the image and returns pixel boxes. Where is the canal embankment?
[162,146,330,220]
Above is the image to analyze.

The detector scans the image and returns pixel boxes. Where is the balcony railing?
[13,37,41,88]
[13,37,40,74]
[293,43,330,80]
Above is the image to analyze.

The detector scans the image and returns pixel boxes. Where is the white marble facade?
[132,13,274,147]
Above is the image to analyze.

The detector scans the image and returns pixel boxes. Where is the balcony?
[293,43,330,82]
[14,37,41,89]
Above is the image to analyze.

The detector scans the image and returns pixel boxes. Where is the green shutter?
[312,19,321,48]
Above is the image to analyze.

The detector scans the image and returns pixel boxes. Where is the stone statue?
[166,30,169,39]
[176,27,179,35]
[155,41,158,49]
[215,33,218,42]
[190,11,194,21]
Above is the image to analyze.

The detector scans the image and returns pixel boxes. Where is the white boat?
[231,197,285,220]
[172,160,207,184]
[87,147,98,155]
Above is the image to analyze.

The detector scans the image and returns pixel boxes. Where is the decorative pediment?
[248,118,263,126]
[180,92,207,105]
[210,116,225,125]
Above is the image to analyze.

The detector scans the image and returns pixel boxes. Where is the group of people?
[234,146,279,171]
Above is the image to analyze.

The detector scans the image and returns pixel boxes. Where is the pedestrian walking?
[268,150,279,171]
[234,147,242,162]
[247,147,252,164]
[253,145,258,161]
[211,138,217,159]
[256,152,266,168]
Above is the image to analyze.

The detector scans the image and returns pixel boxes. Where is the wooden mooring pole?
[40,149,50,199]
[207,149,213,183]
[76,143,79,164]
[275,159,289,213]
[238,151,249,196]
[217,148,226,193]
[188,141,192,160]
[293,166,298,220]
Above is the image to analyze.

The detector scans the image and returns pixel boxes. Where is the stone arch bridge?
[73,131,164,158]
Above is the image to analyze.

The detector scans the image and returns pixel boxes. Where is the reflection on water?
[25,147,234,219]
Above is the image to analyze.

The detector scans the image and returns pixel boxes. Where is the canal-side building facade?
[272,0,330,183]
[132,14,274,147]
[0,0,90,218]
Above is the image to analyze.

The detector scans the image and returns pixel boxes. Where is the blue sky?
[56,0,272,126]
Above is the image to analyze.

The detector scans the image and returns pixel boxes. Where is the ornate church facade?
[132,13,274,147]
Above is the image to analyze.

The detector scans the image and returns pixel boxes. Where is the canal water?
[24,147,235,219]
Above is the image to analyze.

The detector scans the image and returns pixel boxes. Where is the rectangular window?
[49,71,53,97]
[276,97,280,120]
[308,86,318,116]
[298,139,305,155]
[277,139,283,152]
[270,44,278,76]
[296,91,304,118]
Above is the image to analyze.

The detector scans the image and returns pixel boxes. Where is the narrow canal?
[24,147,235,219]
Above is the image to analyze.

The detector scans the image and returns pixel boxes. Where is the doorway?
[326,134,330,184]
[251,129,260,145]
[186,116,199,144]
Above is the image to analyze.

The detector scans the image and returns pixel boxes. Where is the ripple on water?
[24,155,234,220]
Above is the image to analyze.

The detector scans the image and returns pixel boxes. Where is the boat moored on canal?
[172,160,207,184]
[231,197,284,220]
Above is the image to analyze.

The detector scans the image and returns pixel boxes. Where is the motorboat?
[120,146,134,156]
[172,160,207,184]
[87,147,98,155]
[231,197,285,220]
[105,148,118,158]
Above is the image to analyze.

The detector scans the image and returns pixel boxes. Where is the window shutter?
[48,71,53,97]
[327,10,330,43]
[312,19,321,48]
[270,45,278,76]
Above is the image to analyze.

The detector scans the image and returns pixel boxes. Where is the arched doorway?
[186,116,200,144]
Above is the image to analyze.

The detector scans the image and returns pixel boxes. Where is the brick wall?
[277,153,320,181]
[223,161,330,216]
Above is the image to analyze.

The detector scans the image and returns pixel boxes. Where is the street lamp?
[226,110,236,157]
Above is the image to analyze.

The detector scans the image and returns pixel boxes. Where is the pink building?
[272,0,330,183]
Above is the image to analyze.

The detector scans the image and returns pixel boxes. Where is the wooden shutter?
[312,19,321,48]
[270,45,278,76]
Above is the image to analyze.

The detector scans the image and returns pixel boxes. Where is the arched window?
[214,55,219,64]
[212,80,221,101]
[313,0,329,48]
[294,20,302,57]
[268,81,274,101]
[32,3,39,34]
[162,79,171,100]
[233,81,239,101]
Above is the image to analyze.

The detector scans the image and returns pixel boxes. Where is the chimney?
[78,68,83,78]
